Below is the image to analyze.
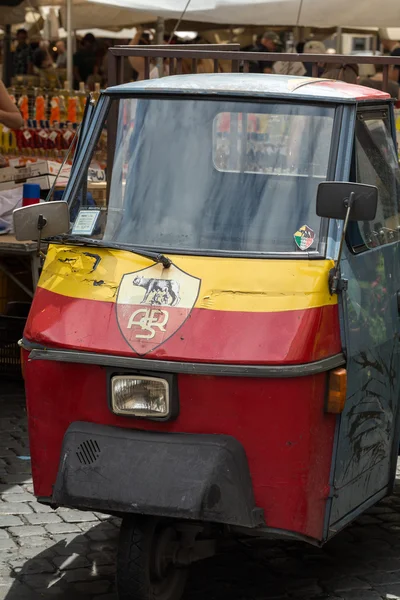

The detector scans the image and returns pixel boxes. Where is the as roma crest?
[116,264,201,355]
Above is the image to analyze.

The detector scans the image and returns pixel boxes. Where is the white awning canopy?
[86,0,400,28]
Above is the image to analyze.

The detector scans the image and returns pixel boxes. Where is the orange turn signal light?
[326,368,347,414]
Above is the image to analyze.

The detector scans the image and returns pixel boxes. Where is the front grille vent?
[76,439,101,465]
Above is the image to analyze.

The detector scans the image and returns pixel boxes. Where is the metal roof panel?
[106,73,390,102]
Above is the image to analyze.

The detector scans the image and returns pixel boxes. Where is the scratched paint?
[329,243,400,528]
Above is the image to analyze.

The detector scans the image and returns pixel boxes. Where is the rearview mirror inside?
[316,182,378,222]
[13,201,70,241]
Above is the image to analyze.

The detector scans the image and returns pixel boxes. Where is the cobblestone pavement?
[3,385,400,600]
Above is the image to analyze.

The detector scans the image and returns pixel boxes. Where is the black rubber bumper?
[53,422,264,528]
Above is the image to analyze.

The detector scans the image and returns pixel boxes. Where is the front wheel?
[117,517,188,600]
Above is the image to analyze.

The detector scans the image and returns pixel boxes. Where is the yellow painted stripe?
[38,244,337,313]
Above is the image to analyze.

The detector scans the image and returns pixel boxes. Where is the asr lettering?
[127,308,169,340]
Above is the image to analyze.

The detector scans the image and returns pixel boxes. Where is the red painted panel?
[25,357,336,541]
[24,287,341,364]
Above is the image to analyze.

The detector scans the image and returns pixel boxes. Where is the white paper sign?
[71,209,100,236]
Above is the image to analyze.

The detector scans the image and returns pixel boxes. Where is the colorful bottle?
[92,82,101,103]
[34,90,46,121]
[18,90,29,121]
[50,91,61,124]
[60,81,70,123]
[67,94,78,123]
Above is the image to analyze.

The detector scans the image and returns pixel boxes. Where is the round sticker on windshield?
[294,225,315,251]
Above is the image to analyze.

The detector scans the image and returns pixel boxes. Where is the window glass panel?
[354,115,400,249]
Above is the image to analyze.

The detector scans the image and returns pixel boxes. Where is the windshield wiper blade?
[47,235,172,268]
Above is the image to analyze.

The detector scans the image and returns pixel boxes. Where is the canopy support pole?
[336,26,342,54]
[156,16,164,77]
[67,0,73,88]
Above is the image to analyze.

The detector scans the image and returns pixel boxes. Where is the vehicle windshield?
[70,96,336,255]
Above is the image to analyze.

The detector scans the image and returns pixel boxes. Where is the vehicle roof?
[106,73,390,103]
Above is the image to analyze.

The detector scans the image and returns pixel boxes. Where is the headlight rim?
[108,370,179,422]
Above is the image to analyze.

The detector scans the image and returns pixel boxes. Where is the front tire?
[117,517,188,600]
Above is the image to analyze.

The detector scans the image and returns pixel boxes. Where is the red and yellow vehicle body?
[20,72,400,557]
[24,245,341,542]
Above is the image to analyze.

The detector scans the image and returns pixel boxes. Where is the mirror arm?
[329,191,355,295]
[36,214,47,258]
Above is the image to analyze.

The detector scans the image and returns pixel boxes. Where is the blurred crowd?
[6,25,400,100]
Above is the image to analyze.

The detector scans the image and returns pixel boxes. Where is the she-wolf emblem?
[133,276,181,307]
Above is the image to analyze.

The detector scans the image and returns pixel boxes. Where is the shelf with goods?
[1,80,105,168]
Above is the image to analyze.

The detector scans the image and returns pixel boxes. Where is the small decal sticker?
[116,264,201,356]
[294,225,315,251]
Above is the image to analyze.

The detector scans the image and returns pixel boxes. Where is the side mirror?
[13,201,70,241]
[316,182,378,222]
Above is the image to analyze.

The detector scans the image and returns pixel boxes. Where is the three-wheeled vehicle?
[15,47,400,600]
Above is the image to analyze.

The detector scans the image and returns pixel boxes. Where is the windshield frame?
[62,91,343,260]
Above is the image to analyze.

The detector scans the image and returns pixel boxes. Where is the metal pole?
[3,24,12,86]
[156,17,165,77]
[336,26,342,54]
[67,0,73,88]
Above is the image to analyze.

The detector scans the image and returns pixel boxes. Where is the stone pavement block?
[0,449,17,458]
[93,513,112,521]
[0,538,17,550]
[18,536,52,549]
[30,502,54,514]
[0,503,33,515]
[0,514,24,528]
[25,513,62,526]
[53,544,89,557]
[361,571,400,585]
[3,493,34,503]
[324,576,372,592]
[77,522,97,533]
[64,568,94,583]
[0,474,32,485]
[371,558,400,571]
[51,533,88,545]
[0,582,35,600]
[74,580,111,594]
[86,527,118,542]
[0,484,25,494]
[45,523,81,535]
[53,554,90,571]
[87,552,115,567]
[340,592,383,600]
[14,558,56,575]
[57,509,98,523]
[8,525,47,537]
[374,584,400,597]
[22,573,63,590]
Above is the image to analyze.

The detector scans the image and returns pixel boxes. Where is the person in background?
[32,47,54,73]
[303,40,326,77]
[321,63,359,84]
[128,27,214,80]
[381,37,400,83]
[12,29,32,76]
[73,33,98,88]
[359,64,400,100]
[55,40,67,68]
[248,31,282,74]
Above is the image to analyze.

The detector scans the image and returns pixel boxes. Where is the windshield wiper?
[47,235,172,268]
